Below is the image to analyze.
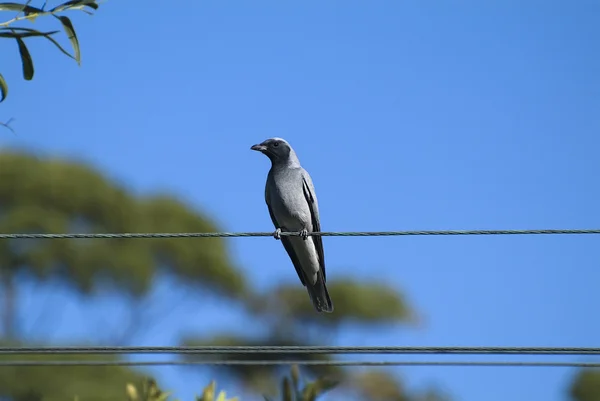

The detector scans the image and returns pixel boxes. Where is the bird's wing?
[265,178,307,286]
[302,171,326,281]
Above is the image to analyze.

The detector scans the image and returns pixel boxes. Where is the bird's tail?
[306,270,334,313]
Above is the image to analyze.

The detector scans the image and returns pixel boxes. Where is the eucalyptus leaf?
[50,0,98,13]
[290,365,300,392]
[301,385,318,401]
[311,377,340,395]
[156,391,171,401]
[15,35,34,80]
[54,15,79,63]
[282,377,293,401]
[0,1,43,14]
[39,30,75,60]
[0,27,72,59]
[200,381,216,401]
[0,27,60,38]
[0,72,7,102]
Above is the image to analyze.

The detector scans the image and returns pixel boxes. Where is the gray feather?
[253,138,333,313]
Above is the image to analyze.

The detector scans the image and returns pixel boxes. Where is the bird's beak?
[251,144,267,152]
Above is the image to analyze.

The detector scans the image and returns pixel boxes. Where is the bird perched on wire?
[251,138,333,313]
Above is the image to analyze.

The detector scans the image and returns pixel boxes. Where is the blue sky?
[1,0,599,400]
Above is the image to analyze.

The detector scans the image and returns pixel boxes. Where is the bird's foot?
[273,228,282,240]
[299,228,309,241]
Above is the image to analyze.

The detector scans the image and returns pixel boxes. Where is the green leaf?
[155,391,171,401]
[54,15,80,64]
[15,35,34,80]
[38,31,75,60]
[282,377,293,401]
[50,0,98,13]
[311,377,340,394]
[301,378,339,401]
[290,365,301,392]
[0,72,7,102]
[0,27,60,38]
[0,27,74,60]
[126,383,139,401]
[200,381,216,401]
[301,385,317,401]
[0,2,43,14]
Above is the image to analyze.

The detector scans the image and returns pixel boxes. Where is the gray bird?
[251,138,333,313]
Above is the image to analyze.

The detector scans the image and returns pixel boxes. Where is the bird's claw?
[299,229,309,240]
[273,228,282,240]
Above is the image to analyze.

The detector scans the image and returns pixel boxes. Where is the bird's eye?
[273,142,280,147]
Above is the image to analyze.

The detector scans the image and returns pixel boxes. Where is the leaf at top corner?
[15,36,34,80]
[50,0,98,13]
[54,15,80,64]
[0,27,59,38]
[0,73,7,102]
[0,2,43,14]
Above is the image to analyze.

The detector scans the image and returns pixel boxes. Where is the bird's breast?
[269,174,311,230]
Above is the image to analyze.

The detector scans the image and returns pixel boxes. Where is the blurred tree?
[0,340,147,401]
[570,370,600,401]
[0,151,246,340]
[182,272,439,400]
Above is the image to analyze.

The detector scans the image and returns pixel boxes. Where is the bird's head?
[250,137,294,163]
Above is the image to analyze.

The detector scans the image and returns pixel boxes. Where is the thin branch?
[0,118,16,133]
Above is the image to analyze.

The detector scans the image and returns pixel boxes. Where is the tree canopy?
[570,370,600,401]
[0,151,246,340]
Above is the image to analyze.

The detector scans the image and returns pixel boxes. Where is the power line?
[0,229,598,240]
[2,346,600,355]
[0,360,597,368]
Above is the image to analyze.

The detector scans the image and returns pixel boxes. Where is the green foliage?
[196,381,239,401]
[0,340,145,401]
[125,378,240,401]
[352,370,409,401]
[0,150,245,294]
[0,0,99,104]
[258,279,415,324]
[183,335,342,394]
[125,378,242,401]
[0,150,246,339]
[124,371,333,401]
[182,278,414,394]
[264,365,338,401]
[570,369,600,401]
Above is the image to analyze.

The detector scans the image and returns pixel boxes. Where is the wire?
[2,346,600,355]
[0,229,598,239]
[0,360,598,368]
